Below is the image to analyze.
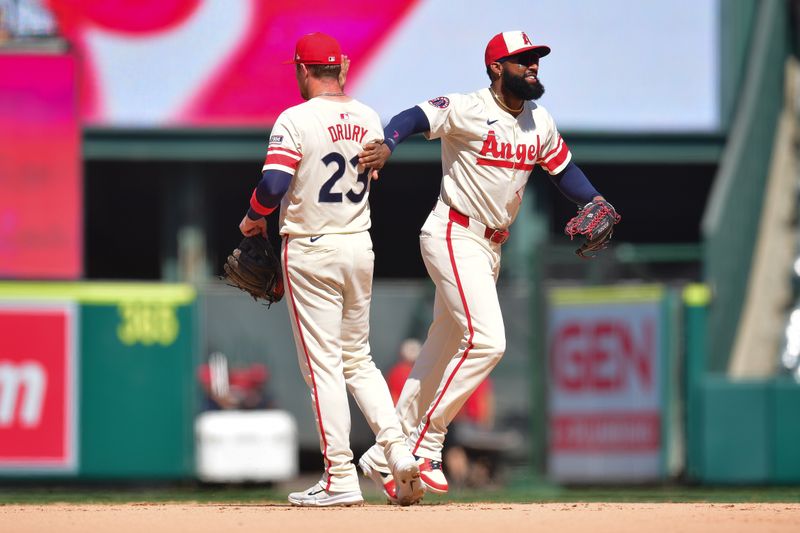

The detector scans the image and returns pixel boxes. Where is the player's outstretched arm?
[359,141,391,180]
[358,106,431,179]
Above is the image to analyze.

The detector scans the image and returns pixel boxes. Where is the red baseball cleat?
[416,456,448,494]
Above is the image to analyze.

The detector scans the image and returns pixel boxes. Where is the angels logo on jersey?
[428,96,450,109]
[477,130,538,171]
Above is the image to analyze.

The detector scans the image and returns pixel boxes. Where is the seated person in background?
[198,352,272,410]
[458,377,495,430]
[229,363,272,410]
[386,337,499,488]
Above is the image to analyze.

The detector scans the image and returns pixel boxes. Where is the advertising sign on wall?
[0,303,78,471]
[547,286,664,482]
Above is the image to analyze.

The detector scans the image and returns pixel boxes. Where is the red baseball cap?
[286,32,342,65]
[484,31,550,66]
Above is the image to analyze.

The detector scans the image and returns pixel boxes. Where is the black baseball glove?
[564,199,621,258]
[222,235,284,306]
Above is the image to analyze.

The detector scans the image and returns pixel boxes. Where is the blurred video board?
[47,0,719,132]
[0,53,82,279]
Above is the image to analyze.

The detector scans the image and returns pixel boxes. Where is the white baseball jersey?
[269,95,417,496]
[362,89,576,482]
[419,89,571,230]
[265,97,384,236]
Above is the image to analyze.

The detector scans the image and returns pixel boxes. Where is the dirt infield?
[2,503,799,533]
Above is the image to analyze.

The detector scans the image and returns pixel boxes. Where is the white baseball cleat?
[358,454,400,504]
[416,456,449,494]
[391,456,425,506]
[287,482,364,507]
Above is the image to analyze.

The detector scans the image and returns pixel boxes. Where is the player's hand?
[239,214,267,238]
[338,54,350,89]
[359,141,391,180]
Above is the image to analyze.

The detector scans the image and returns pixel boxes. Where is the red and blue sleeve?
[247,169,293,220]
[246,146,301,220]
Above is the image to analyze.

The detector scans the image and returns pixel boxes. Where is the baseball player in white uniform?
[357,31,611,495]
[239,32,423,507]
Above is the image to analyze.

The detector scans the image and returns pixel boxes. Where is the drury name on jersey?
[327,122,369,144]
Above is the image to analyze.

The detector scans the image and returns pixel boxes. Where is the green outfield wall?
[684,284,800,484]
[0,283,197,479]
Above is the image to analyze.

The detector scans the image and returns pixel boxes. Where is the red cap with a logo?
[484,31,550,66]
[286,32,342,65]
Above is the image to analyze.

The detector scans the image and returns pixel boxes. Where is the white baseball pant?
[282,231,412,492]
[363,205,506,467]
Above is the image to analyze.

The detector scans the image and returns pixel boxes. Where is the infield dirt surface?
[3,502,800,532]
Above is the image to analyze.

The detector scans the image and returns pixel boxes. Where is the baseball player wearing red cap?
[357,30,613,495]
[239,32,423,507]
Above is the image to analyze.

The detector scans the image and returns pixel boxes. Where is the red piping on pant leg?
[284,236,332,491]
[413,221,475,454]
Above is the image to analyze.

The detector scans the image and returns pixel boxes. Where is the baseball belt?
[433,199,510,245]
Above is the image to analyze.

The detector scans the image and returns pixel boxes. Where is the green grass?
[1,482,799,505]
[443,484,800,503]
[0,484,285,505]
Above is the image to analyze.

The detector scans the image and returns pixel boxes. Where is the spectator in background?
[229,363,273,409]
[386,338,421,404]
[197,352,274,411]
[456,376,495,430]
[385,337,499,488]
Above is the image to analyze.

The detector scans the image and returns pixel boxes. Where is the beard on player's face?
[502,67,545,101]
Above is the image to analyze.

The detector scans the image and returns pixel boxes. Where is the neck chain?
[317,91,345,97]
[490,87,523,114]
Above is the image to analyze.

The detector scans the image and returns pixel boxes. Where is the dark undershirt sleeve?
[246,169,292,220]
[548,161,601,205]
[383,106,431,152]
